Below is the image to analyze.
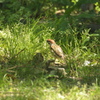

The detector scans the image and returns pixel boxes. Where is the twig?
[10,48,26,60]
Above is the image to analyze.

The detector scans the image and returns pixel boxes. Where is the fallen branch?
[10,48,26,60]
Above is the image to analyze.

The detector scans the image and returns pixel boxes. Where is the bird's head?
[47,39,56,45]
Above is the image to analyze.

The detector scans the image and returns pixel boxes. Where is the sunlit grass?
[0,77,100,100]
[0,18,100,100]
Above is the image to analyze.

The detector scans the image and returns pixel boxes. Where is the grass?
[0,77,100,100]
[0,18,100,100]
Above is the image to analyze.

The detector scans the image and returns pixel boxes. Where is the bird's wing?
[51,44,64,58]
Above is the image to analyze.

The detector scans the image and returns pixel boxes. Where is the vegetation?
[0,0,100,100]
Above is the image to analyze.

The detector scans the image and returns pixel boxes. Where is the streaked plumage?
[47,39,65,59]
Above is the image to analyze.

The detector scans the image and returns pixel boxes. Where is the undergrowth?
[0,18,100,100]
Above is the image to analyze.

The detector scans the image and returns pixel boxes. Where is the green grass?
[0,77,100,100]
[0,18,100,100]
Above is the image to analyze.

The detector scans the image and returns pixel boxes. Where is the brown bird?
[47,39,65,60]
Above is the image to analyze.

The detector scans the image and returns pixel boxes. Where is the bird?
[47,39,65,60]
